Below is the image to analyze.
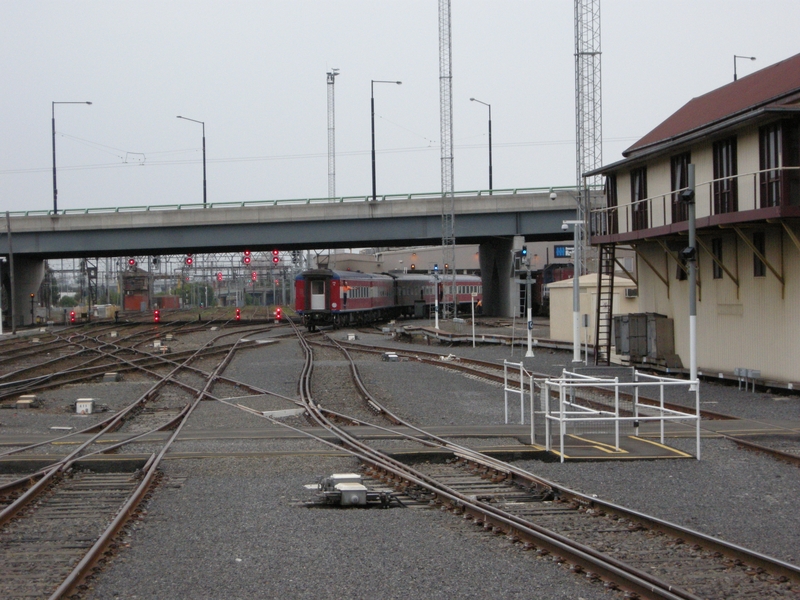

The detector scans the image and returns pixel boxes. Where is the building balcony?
[590,167,800,245]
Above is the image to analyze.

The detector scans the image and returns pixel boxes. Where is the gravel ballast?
[84,456,612,600]
[10,320,797,598]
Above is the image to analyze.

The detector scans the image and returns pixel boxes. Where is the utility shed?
[548,274,639,346]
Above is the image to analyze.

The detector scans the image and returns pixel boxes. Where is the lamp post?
[371,80,402,202]
[469,98,492,192]
[733,55,756,81]
[563,219,583,364]
[52,101,92,214]
[176,116,207,206]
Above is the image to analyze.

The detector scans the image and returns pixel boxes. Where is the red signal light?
[272,249,279,264]
[251,271,257,281]
[242,256,251,265]
[275,307,282,321]
[70,310,76,323]
[185,256,193,266]
[154,309,160,323]
[128,258,136,267]
[235,308,241,321]
[217,272,223,281]
[244,250,251,257]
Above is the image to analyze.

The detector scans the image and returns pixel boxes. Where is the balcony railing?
[590,166,800,238]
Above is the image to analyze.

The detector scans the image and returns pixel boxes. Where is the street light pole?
[563,219,583,364]
[176,116,207,206]
[469,98,492,192]
[52,101,92,214]
[733,55,756,81]
[371,80,402,202]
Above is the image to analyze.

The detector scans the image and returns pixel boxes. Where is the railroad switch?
[304,473,399,508]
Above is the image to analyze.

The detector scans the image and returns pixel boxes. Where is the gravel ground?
[83,456,613,600]
[519,436,800,566]
[0,381,154,436]
[5,319,800,599]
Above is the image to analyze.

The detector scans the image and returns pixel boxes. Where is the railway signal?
[272,249,279,264]
[217,272,223,282]
[275,307,282,322]
[251,271,257,281]
[128,258,136,267]
[235,308,241,321]
[185,254,193,267]
[243,250,251,265]
[154,309,160,323]
[70,310,76,324]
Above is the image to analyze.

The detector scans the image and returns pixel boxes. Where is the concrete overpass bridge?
[0,186,594,324]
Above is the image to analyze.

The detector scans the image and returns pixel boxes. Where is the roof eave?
[585,106,800,178]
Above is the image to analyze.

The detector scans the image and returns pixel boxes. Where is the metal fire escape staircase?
[593,244,615,365]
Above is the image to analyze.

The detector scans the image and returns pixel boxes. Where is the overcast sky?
[2,1,800,214]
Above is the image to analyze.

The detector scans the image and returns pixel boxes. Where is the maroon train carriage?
[392,272,483,317]
[295,269,395,330]
[296,269,483,329]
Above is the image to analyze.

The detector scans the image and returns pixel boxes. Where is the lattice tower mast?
[574,0,603,274]
[439,0,456,317]
[327,69,339,199]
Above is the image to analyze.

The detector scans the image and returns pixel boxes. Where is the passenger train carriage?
[295,269,482,330]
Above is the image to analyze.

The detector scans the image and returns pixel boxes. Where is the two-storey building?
[589,53,800,388]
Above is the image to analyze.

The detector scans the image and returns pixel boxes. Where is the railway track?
[0,322,267,598]
[285,324,800,598]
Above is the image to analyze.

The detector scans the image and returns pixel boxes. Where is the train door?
[310,279,326,310]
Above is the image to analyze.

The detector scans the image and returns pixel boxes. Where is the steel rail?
[49,336,248,599]
[311,328,800,592]
[336,338,737,421]
[0,329,240,527]
[285,322,705,599]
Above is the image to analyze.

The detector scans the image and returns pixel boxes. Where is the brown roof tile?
[624,52,800,156]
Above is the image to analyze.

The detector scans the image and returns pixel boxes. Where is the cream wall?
[548,274,639,345]
[635,228,800,382]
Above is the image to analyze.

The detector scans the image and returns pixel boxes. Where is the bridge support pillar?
[479,237,521,318]
[1,257,45,329]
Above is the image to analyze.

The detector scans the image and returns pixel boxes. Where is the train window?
[311,280,324,295]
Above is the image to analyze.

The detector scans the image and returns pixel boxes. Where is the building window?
[753,231,766,277]
[671,152,690,223]
[604,174,619,235]
[784,119,800,206]
[713,137,738,214]
[630,167,648,230]
[712,238,723,279]
[760,123,782,208]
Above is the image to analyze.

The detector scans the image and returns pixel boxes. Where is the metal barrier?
[503,360,540,426]
[535,369,700,462]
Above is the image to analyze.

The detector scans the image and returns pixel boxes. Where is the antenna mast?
[574,0,603,273]
[439,0,456,318]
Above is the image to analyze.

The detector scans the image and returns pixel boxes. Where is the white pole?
[471,293,476,348]
[687,164,698,391]
[434,274,440,330]
[525,267,534,357]
[572,221,581,363]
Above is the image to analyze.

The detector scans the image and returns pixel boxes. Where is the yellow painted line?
[631,436,694,458]
[567,434,628,454]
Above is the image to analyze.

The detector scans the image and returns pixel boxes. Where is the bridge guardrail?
[6,185,601,218]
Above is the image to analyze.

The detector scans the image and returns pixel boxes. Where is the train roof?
[295,269,394,282]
